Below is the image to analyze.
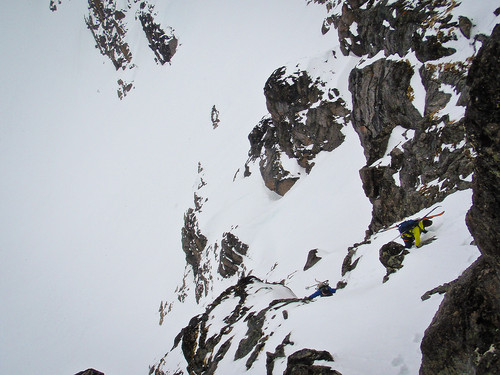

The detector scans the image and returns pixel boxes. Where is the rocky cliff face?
[249,0,476,233]
[246,66,349,196]
[420,23,500,375]
[323,0,476,233]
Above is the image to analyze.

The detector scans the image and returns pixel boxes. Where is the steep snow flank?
[158,189,478,375]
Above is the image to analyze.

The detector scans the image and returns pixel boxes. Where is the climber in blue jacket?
[307,280,337,300]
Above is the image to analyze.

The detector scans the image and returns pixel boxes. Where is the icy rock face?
[151,277,339,375]
[420,24,500,375]
[246,67,349,196]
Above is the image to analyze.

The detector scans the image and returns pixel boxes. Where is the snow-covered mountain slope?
[0,1,498,375]
[151,1,499,374]
[155,189,479,375]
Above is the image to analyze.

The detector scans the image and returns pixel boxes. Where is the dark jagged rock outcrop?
[218,232,249,278]
[420,24,500,375]
[52,0,178,98]
[379,241,408,283]
[266,334,294,375]
[284,349,340,375]
[181,208,207,276]
[420,258,500,374]
[345,13,474,233]
[117,78,134,99]
[151,277,334,375]
[84,0,177,71]
[211,105,221,129]
[421,281,452,301]
[464,25,500,272]
[85,0,133,71]
[181,208,209,302]
[246,67,349,196]
[317,0,458,62]
[349,59,422,165]
[303,249,322,271]
[137,2,178,65]
[49,0,61,11]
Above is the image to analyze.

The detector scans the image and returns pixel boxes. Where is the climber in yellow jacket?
[398,219,433,248]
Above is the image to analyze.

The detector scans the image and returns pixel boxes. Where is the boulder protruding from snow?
[303,249,322,271]
[246,66,349,196]
[283,348,340,375]
[379,241,408,283]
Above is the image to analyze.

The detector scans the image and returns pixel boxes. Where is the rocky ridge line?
[52,0,177,99]
[151,277,340,375]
